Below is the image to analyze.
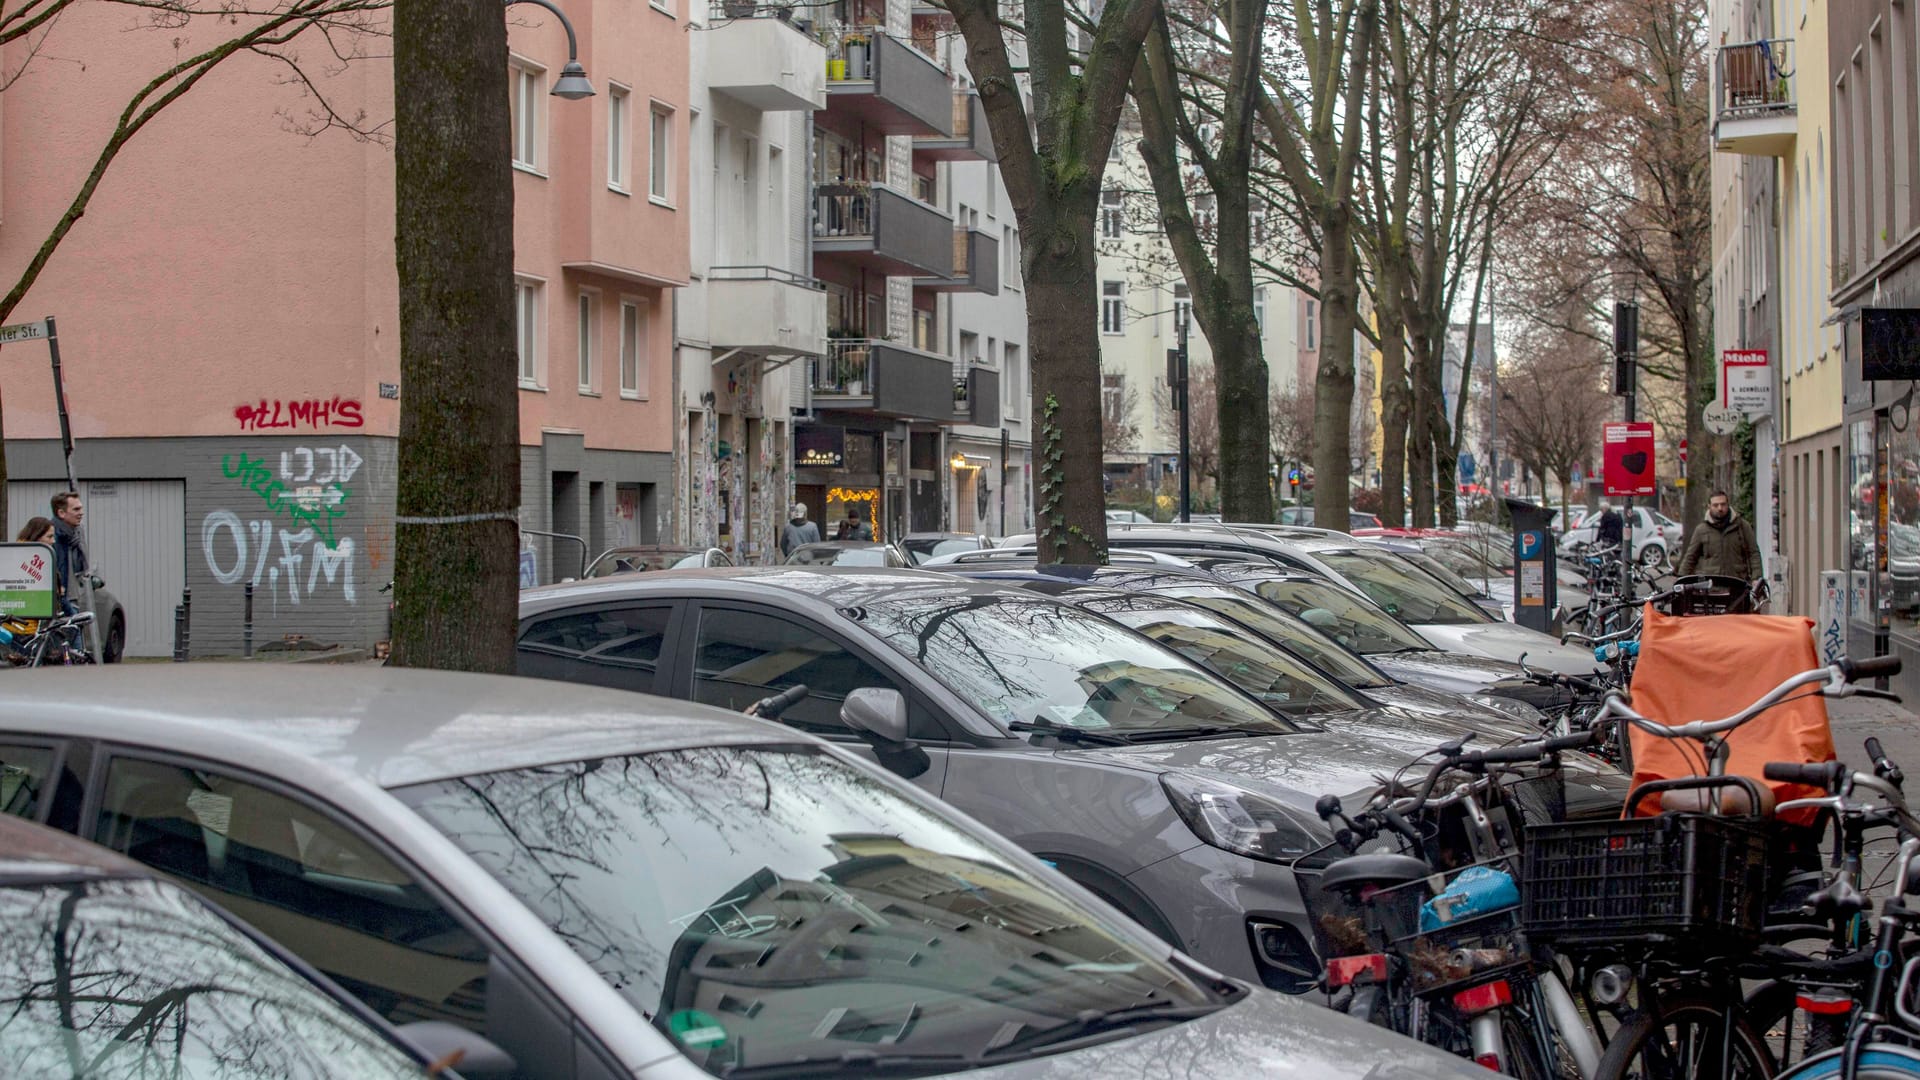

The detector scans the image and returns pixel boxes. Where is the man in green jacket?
[1677,490,1765,581]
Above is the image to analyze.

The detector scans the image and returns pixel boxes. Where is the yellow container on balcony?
[828,58,846,81]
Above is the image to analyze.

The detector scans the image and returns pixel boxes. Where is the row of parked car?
[0,522,1614,1077]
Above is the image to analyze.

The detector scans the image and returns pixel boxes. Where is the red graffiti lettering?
[235,397,366,432]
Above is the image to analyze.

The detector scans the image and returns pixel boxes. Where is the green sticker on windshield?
[668,1009,728,1049]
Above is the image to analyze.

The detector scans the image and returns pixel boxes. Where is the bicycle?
[1522,656,1902,1080]
[1304,729,1607,1077]
[0,610,98,668]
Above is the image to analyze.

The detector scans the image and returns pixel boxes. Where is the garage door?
[9,480,187,658]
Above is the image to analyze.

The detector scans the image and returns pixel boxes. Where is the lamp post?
[505,0,595,99]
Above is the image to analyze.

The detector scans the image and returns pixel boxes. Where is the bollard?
[179,588,192,662]
[172,605,185,662]
[243,583,254,659]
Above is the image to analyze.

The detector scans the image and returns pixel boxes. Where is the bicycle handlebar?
[1603,659,1900,743]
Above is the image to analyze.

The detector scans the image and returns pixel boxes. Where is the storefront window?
[1849,418,1883,637]
[1887,414,1920,639]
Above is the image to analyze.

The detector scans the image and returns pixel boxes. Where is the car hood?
[1358,683,1539,741]
[1366,649,1532,695]
[1412,622,1601,677]
[965,984,1491,1079]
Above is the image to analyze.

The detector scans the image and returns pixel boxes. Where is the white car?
[1558,507,1683,565]
[0,667,1488,1080]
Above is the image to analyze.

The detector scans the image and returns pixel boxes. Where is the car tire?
[103,615,125,664]
[1638,544,1665,567]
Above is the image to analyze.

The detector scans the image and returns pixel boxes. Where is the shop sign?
[794,424,845,469]
[1720,349,1771,414]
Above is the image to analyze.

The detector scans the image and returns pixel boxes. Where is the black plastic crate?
[1521,812,1770,948]
[1299,857,1527,997]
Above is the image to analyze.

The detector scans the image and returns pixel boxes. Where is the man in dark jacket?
[1677,490,1764,580]
[49,490,88,616]
[1594,504,1625,551]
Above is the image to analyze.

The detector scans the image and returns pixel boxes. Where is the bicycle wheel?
[1777,1045,1920,1079]
[1745,980,1848,1071]
[1594,995,1774,1080]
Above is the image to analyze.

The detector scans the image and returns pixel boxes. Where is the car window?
[0,743,54,821]
[92,757,491,1036]
[518,604,673,693]
[1250,578,1433,654]
[0,876,427,1078]
[1316,550,1491,625]
[397,745,1217,1078]
[691,606,939,739]
[1162,590,1391,689]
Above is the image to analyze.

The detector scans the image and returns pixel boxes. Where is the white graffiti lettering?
[280,445,363,486]
[201,511,357,606]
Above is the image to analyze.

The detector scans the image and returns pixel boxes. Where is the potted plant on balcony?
[723,0,757,18]
[823,20,847,80]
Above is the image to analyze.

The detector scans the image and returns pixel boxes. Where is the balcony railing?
[709,264,820,287]
[815,183,875,238]
[813,338,874,394]
[709,0,802,21]
[1717,39,1793,116]
[951,229,970,276]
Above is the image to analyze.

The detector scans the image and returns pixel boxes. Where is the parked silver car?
[0,668,1487,1079]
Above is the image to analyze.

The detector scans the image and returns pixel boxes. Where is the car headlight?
[1161,773,1331,864]
[1468,693,1545,724]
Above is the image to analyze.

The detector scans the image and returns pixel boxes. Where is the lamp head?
[551,60,595,99]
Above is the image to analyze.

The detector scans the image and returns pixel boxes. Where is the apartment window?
[620,299,649,398]
[515,278,544,387]
[650,103,674,203]
[1004,344,1023,409]
[607,85,630,191]
[1254,287,1266,333]
[1101,281,1125,334]
[959,331,980,367]
[1004,226,1018,286]
[985,175,996,218]
[1305,298,1318,350]
[510,61,544,171]
[576,290,599,392]
[1101,188,1124,238]
[1173,283,1191,336]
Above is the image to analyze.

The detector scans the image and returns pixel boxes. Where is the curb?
[282,647,371,665]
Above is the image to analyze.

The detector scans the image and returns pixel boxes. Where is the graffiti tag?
[223,451,351,546]
[234,397,364,432]
[202,513,355,606]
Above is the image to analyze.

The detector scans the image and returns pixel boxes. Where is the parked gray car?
[518,567,1581,997]
[0,668,1488,1079]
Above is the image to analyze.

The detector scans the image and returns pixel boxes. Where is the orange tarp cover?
[1626,606,1834,822]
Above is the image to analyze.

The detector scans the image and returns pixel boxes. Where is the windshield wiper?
[722,1051,976,1079]
[1116,724,1275,744]
[1007,717,1130,746]
[983,1002,1221,1058]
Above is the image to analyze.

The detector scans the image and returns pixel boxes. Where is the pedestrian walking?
[49,491,88,616]
[1676,489,1764,581]
[843,509,871,541]
[779,502,820,558]
[1594,504,1624,552]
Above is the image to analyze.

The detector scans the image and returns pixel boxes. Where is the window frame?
[576,287,600,394]
[606,83,631,193]
[515,601,684,696]
[619,296,647,399]
[514,274,546,389]
[1100,187,1124,238]
[508,57,546,174]
[648,101,676,206]
[1100,280,1125,335]
[0,737,64,825]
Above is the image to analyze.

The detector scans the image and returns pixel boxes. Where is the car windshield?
[1248,578,1433,654]
[398,745,1217,1076]
[1316,550,1491,625]
[1150,586,1392,690]
[853,594,1297,736]
[1400,551,1485,597]
[590,549,708,576]
[0,876,424,1079]
[903,537,981,564]
[1427,541,1514,575]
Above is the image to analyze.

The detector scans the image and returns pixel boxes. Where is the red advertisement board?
[1603,421,1656,496]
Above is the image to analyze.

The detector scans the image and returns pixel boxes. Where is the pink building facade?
[0,2,684,656]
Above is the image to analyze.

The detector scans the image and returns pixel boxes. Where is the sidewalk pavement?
[1828,693,1920,766]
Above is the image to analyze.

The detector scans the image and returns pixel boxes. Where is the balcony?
[953,364,1001,427]
[811,338,961,422]
[706,2,828,111]
[824,31,953,136]
[813,182,955,277]
[915,228,1000,294]
[707,266,827,356]
[914,91,995,162]
[1713,39,1796,156]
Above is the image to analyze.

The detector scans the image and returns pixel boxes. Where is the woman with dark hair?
[16,517,56,545]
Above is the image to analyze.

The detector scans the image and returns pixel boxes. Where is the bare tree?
[1269,381,1313,480]
[941,0,1163,563]
[1102,369,1143,453]
[388,0,517,671]
[0,0,389,535]
[1154,361,1220,500]
[1500,325,1611,520]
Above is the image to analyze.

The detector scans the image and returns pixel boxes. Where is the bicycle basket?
[1662,575,1755,616]
[1521,812,1770,949]
[1300,853,1527,997]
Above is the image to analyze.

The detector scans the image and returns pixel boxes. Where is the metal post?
[179,587,192,662]
[45,316,102,660]
[1177,316,1191,523]
[243,583,254,659]
[999,426,1009,536]
[172,605,185,662]
[1618,305,1639,597]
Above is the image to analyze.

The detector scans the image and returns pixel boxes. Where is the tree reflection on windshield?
[852,595,1286,733]
[399,746,1214,1075]
[1248,579,1433,655]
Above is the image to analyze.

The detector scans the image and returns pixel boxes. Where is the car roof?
[0,666,807,790]
[0,814,151,885]
[792,541,886,550]
[522,564,1039,611]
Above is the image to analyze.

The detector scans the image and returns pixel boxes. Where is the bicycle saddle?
[1657,784,1777,816]
[1321,853,1435,893]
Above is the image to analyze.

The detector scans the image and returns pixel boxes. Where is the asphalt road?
[1820,694,1918,888]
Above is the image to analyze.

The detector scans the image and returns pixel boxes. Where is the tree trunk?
[1312,206,1359,531]
[1208,295,1272,523]
[1025,211,1108,564]
[388,0,521,672]
[1434,418,1459,527]
[1407,341,1435,526]
[1377,296,1409,528]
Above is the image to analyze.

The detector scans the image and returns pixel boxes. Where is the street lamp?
[505,0,595,99]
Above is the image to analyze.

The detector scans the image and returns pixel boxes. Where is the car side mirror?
[396,1021,516,1079]
[842,687,910,744]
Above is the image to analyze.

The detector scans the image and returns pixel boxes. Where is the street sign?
[1679,439,1688,468]
[1603,421,1656,496]
[1704,402,1740,435]
[1721,349,1771,414]
[0,543,57,619]
[0,319,49,344]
